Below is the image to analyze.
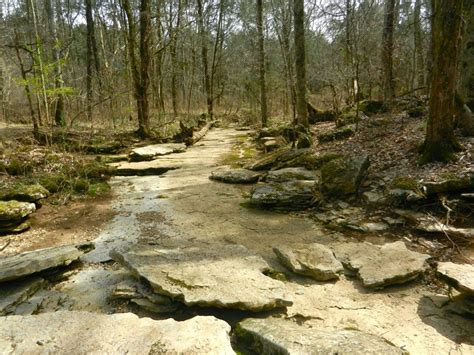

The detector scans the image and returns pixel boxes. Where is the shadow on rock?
[417,295,474,346]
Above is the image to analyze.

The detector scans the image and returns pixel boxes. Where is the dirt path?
[29,128,474,353]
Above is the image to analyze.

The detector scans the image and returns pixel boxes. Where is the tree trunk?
[293,0,308,128]
[414,0,425,90]
[85,0,95,124]
[138,0,152,137]
[381,0,396,101]
[169,0,182,119]
[460,2,474,110]
[257,0,268,127]
[196,0,213,119]
[422,0,464,163]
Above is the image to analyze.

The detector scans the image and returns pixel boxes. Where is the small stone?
[437,262,474,296]
[131,298,178,314]
[273,243,343,281]
[210,168,261,184]
[359,222,390,232]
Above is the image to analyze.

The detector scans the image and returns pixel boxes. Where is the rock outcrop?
[0,200,36,234]
[210,168,261,184]
[265,167,316,183]
[249,181,319,210]
[111,243,292,311]
[436,262,474,296]
[321,154,369,195]
[332,241,430,289]
[237,317,403,354]
[0,243,94,283]
[0,312,235,354]
[129,143,186,162]
[0,184,49,203]
[273,243,343,281]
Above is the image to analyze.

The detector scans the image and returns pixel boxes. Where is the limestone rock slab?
[113,159,181,176]
[129,143,186,162]
[250,181,319,210]
[0,243,94,283]
[0,311,235,354]
[273,243,343,281]
[265,167,316,183]
[0,276,45,315]
[237,317,403,354]
[210,168,261,184]
[437,262,474,296]
[111,244,292,311]
[332,241,430,289]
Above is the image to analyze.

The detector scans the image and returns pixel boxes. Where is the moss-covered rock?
[0,184,49,203]
[0,200,36,222]
[318,126,355,143]
[321,154,370,196]
[358,100,388,116]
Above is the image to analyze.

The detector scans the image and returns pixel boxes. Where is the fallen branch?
[185,120,216,146]
[0,240,11,252]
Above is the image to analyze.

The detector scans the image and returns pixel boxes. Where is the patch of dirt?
[314,113,474,183]
[0,193,115,257]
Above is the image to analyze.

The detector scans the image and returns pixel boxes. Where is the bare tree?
[422,0,464,162]
[293,0,308,128]
[257,0,268,127]
[381,0,396,101]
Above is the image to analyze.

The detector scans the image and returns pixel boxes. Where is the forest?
[0,0,473,354]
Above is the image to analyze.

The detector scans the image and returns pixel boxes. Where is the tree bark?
[414,0,425,90]
[293,0,308,128]
[257,0,268,127]
[196,0,213,119]
[460,2,474,110]
[422,0,464,162]
[381,0,396,101]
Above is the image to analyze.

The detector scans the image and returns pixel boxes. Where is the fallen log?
[185,121,216,146]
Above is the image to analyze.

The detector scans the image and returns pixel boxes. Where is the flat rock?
[245,146,309,171]
[332,241,430,289]
[0,243,94,283]
[0,184,49,203]
[237,317,403,354]
[0,200,35,222]
[437,262,474,296]
[129,143,186,162]
[423,173,474,195]
[111,244,292,311]
[0,311,235,354]
[265,167,316,183]
[273,243,343,281]
[210,168,261,184]
[321,154,369,195]
[0,220,31,234]
[249,181,319,210]
[0,276,45,315]
[112,159,181,176]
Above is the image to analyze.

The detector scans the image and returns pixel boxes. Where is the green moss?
[391,176,419,191]
[38,174,68,193]
[72,178,90,193]
[6,159,34,176]
[87,182,111,196]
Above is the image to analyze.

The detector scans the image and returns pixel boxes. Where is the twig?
[0,240,11,252]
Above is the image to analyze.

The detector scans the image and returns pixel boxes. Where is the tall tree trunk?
[293,0,308,128]
[169,0,182,118]
[196,0,213,119]
[461,2,474,110]
[381,0,396,101]
[138,0,152,137]
[85,0,95,124]
[414,0,425,90]
[422,0,464,162]
[257,0,268,127]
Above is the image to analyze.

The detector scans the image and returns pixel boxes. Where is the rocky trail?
[0,127,473,354]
